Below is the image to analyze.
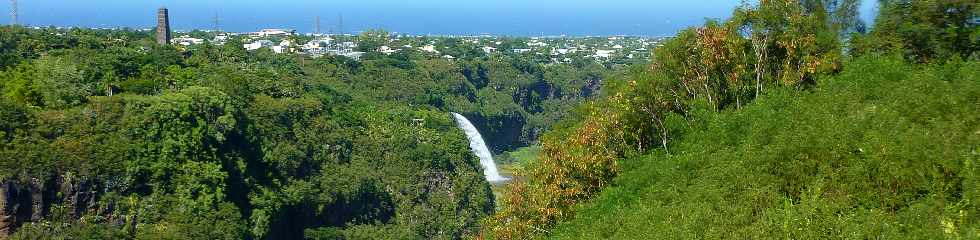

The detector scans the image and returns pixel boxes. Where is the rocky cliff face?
[0,175,103,239]
[0,179,37,239]
[0,182,14,239]
[465,113,527,153]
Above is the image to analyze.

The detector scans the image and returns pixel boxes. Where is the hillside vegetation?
[484,0,979,239]
[551,56,979,239]
[0,25,610,239]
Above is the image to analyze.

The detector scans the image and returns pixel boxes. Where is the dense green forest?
[0,25,610,239]
[1,0,978,239]
[485,0,978,239]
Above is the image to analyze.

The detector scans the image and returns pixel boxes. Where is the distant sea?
[0,0,878,36]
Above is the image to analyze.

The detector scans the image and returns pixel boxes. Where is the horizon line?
[4,24,677,38]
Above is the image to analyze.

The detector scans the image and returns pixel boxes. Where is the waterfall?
[451,113,509,182]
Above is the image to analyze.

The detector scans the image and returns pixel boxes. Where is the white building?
[340,42,358,50]
[244,40,274,51]
[302,37,332,56]
[342,52,365,61]
[551,48,570,55]
[251,29,294,38]
[212,35,230,45]
[272,46,286,53]
[419,45,439,54]
[172,36,205,46]
[595,50,615,59]
[379,46,399,55]
[272,40,295,54]
[528,41,549,47]
[482,46,497,54]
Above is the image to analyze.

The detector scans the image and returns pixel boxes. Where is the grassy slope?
[493,145,543,210]
[499,145,542,172]
[548,57,980,239]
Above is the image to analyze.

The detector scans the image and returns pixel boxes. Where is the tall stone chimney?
[156,7,171,45]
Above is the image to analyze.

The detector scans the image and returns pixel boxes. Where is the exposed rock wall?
[0,175,103,239]
[0,182,13,239]
[0,180,33,239]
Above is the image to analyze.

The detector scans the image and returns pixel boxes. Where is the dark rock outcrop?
[0,175,104,239]
[0,182,14,239]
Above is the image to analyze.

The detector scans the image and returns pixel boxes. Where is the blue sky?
[0,0,879,36]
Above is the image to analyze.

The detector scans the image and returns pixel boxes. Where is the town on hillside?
[169,28,663,65]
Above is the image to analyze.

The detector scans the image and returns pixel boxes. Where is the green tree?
[34,56,91,109]
[852,0,979,62]
[357,29,391,53]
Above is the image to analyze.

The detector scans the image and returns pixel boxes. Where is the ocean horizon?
[0,0,878,37]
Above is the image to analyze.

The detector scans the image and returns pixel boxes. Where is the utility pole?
[10,0,17,25]
[213,13,220,32]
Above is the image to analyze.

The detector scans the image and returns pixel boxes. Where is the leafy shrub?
[549,56,980,239]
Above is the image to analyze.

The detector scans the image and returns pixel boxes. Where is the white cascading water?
[451,113,509,182]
